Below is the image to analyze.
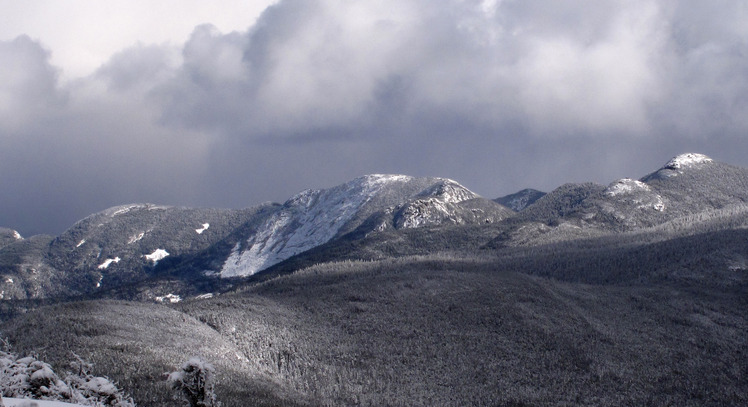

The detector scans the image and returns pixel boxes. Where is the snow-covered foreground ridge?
[221,174,479,277]
[4,398,85,406]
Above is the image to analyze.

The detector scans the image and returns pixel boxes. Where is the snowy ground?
[3,398,84,406]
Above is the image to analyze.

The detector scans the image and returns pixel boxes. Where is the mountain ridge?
[1,153,747,301]
[0,174,512,299]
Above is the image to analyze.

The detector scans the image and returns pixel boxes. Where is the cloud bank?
[1,0,747,235]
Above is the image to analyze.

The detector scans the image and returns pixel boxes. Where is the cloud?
[1,0,748,235]
[0,36,64,132]
[0,36,210,234]
[151,0,675,139]
[0,0,280,80]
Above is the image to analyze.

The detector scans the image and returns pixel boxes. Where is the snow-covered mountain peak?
[642,153,716,181]
[222,175,421,277]
[220,175,483,277]
[605,178,651,196]
[419,179,479,203]
[392,179,488,229]
[664,153,713,170]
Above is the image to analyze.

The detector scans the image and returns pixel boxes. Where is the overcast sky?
[1,0,747,236]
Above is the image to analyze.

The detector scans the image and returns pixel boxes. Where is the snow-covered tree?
[64,354,135,407]
[0,349,71,401]
[167,357,220,407]
[0,342,135,407]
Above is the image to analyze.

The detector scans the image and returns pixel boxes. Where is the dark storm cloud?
[0,37,209,234]
[1,0,747,235]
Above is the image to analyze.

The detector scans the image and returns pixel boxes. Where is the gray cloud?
[1,0,747,235]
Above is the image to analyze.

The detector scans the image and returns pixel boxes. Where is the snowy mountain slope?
[486,153,748,248]
[514,183,606,225]
[0,235,60,300]
[220,175,506,277]
[640,153,748,214]
[495,189,547,211]
[0,204,272,300]
[389,180,511,229]
[574,153,748,231]
[392,196,509,229]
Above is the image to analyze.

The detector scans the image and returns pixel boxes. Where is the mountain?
[0,175,512,300]
[485,153,748,248]
[2,153,747,301]
[266,153,748,270]
[495,188,546,211]
[0,204,274,300]
[219,175,511,277]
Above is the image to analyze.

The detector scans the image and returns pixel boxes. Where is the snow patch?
[127,232,145,244]
[75,239,86,248]
[13,230,22,240]
[97,257,121,269]
[195,293,214,300]
[665,153,713,170]
[6,277,13,283]
[196,223,210,234]
[155,293,182,303]
[145,249,169,264]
